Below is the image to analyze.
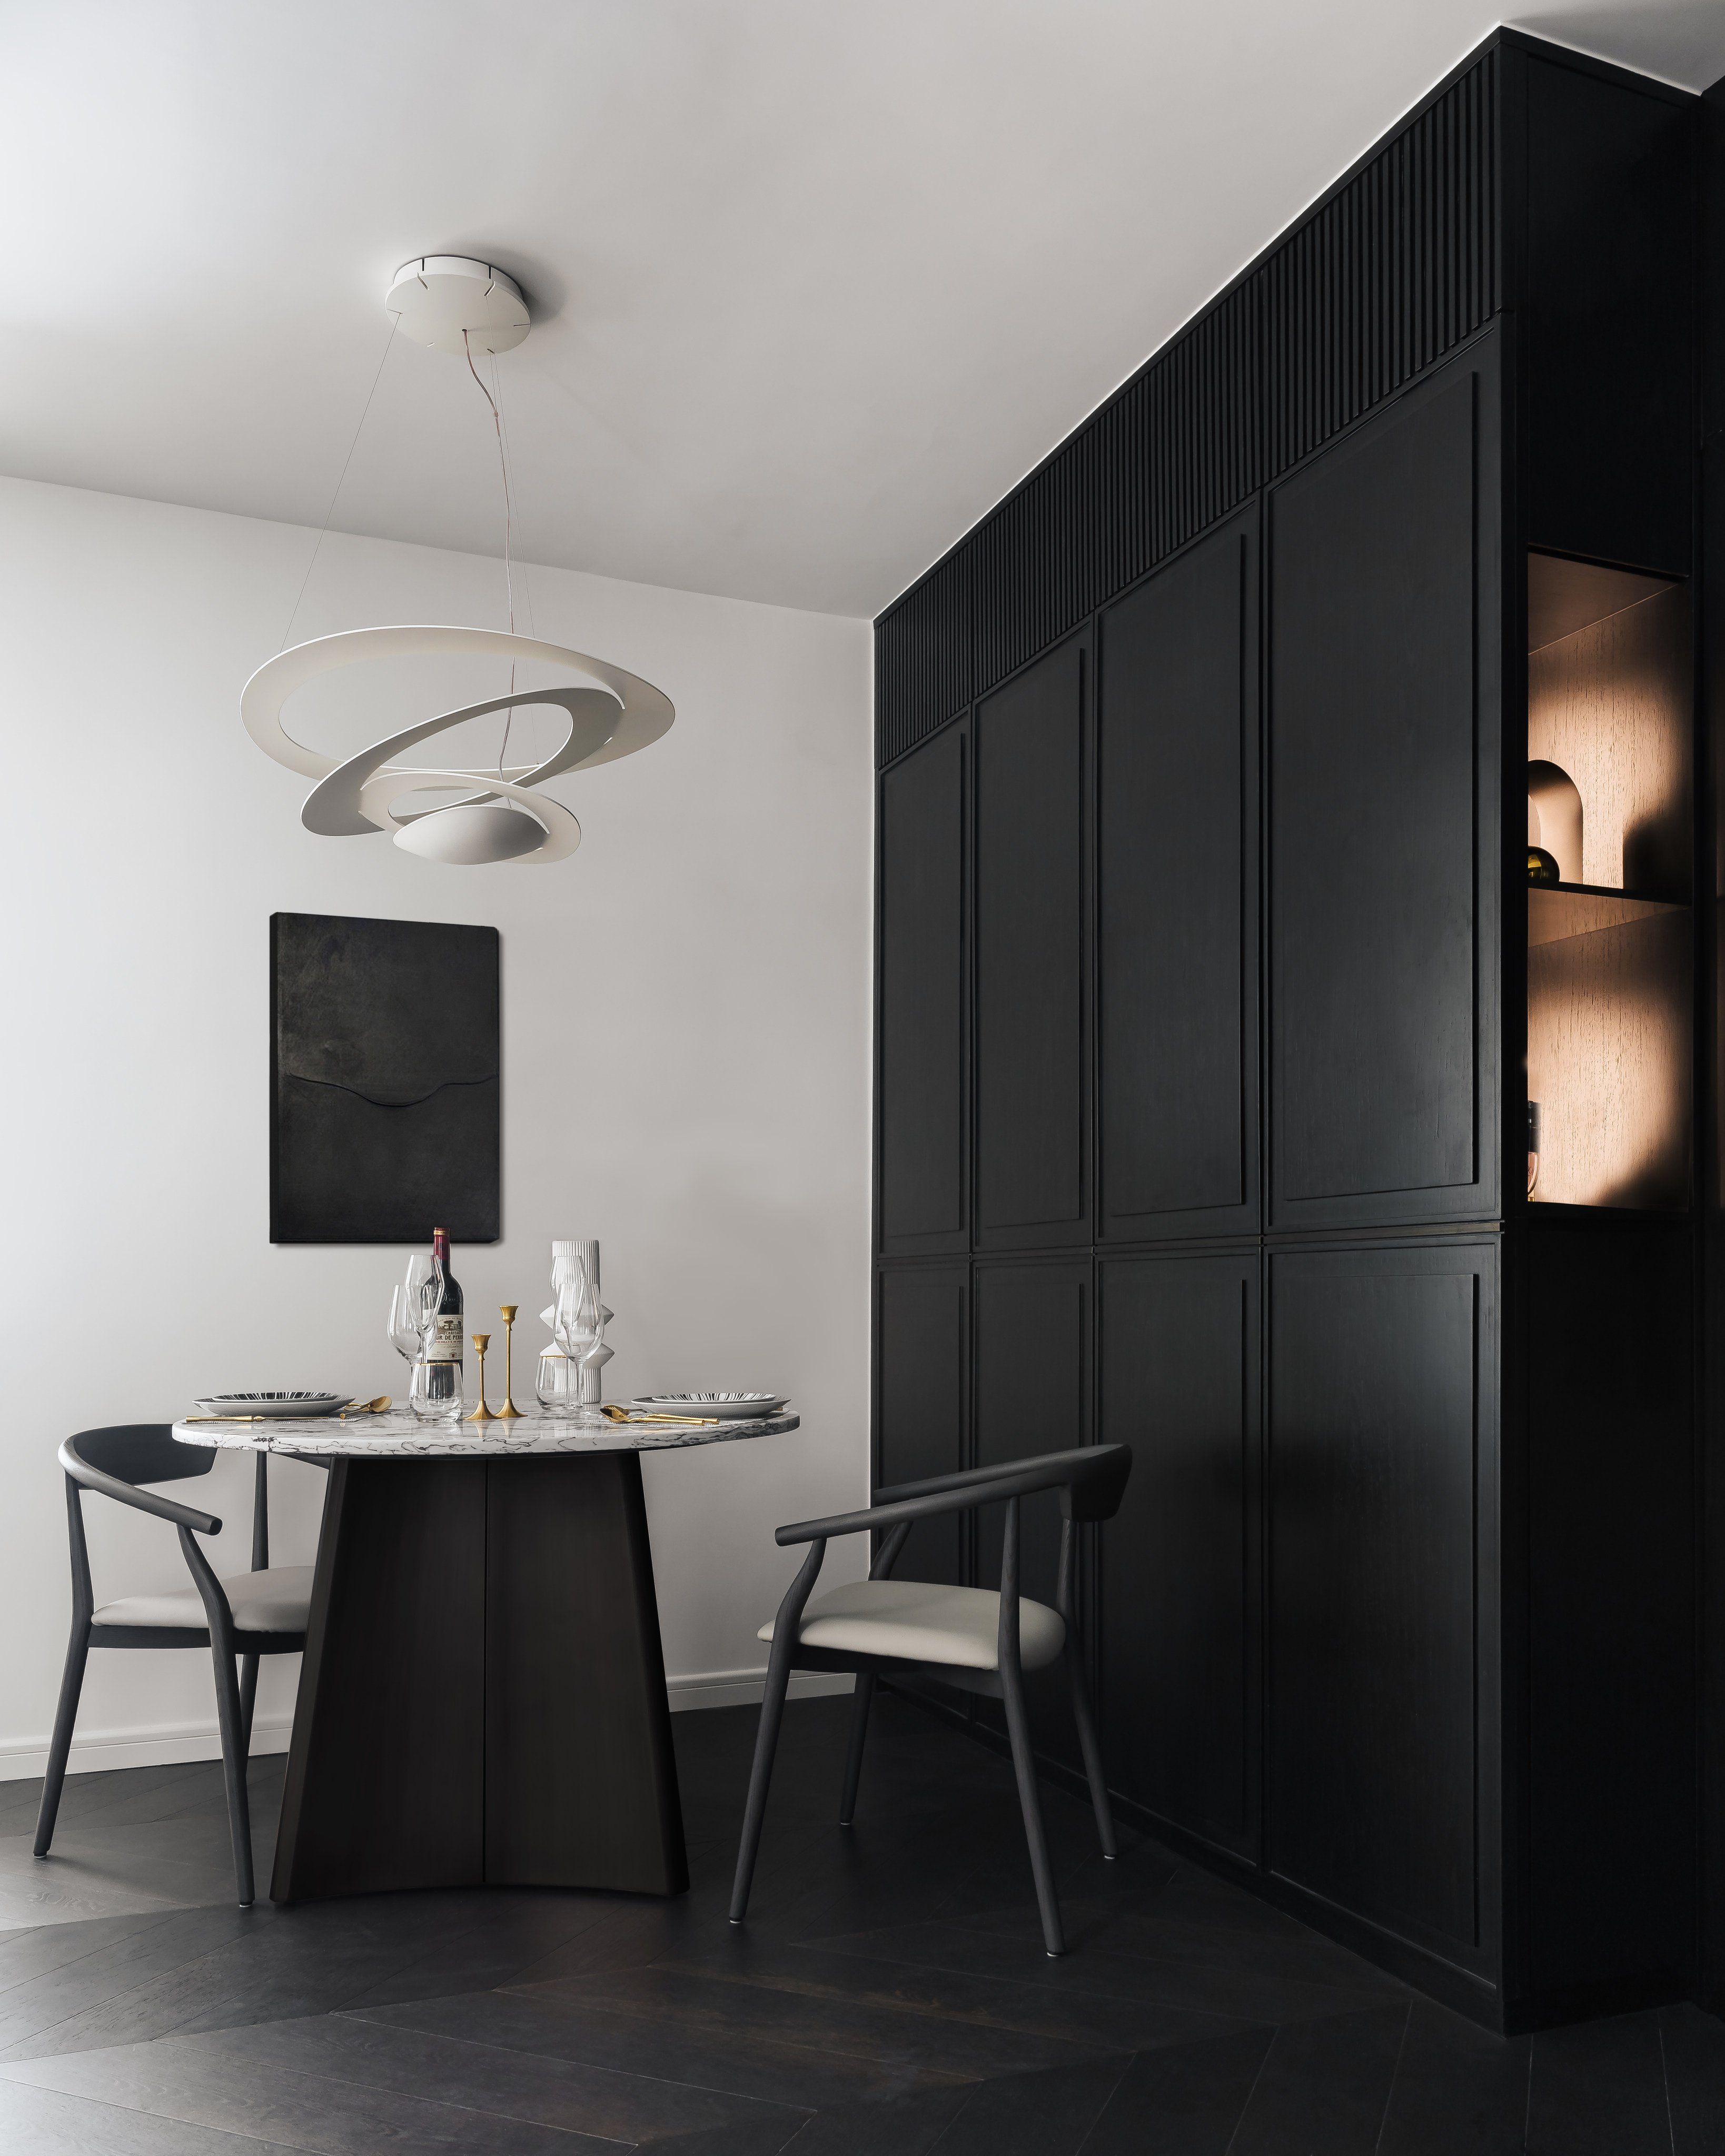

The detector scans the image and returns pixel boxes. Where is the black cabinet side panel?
[975,1258,1090,1766]
[1099,511,1260,1238]
[879,727,967,1251]
[1268,1243,1491,1967]
[876,1266,969,1587]
[1703,69,1725,2023]
[1525,1218,1696,2004]
[1099,1250,1260,1860]
[976,640,1089,1246]
[1524,57,1694,575]
[1270,364,1491,1227]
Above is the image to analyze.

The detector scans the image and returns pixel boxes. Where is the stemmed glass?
[386,1256,437,1377]
[386,1286,421,1366]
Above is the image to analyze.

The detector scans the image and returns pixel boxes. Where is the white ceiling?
[4,2,1721,620]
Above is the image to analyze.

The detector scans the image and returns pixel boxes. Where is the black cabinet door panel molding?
[879,726,968,1254]
[1267,1240,1495,1973]
[1100,1249,1261,1862]
[1099,511,1260,1240]
[1268,360,1499,1230]
[975,638,1090,1249]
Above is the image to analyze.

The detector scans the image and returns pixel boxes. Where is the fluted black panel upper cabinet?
[975,638,1090,1250]
[1268,353,1498,1230]
[872,31,1708,2036]
[974,1258,1089,1766]
[875,1266,967,1588]
[1098,511,1259,1240]
[1099,1251,1260,1861]
[878,726,967,1255]
[1268,1241,1496,1977]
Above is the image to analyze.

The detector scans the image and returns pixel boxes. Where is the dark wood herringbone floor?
[0,1693,1719,2152]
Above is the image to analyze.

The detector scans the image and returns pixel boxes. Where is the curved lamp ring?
[240,624,674,867]
[302,685,622,835]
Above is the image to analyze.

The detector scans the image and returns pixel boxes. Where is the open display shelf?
[1525,551,1693,1210]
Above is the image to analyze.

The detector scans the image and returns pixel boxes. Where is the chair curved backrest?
[67,1425,214,1487]
[838,1443,1132,1547]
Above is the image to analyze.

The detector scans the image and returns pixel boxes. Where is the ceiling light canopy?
[385,256,530,355]
[243,255,673,866]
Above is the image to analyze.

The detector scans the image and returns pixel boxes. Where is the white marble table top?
[172,1409,800,1457]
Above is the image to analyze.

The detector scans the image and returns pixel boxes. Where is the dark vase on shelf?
[1528,846,1560,886]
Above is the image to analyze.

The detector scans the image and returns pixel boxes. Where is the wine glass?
[386,1285,422,1367]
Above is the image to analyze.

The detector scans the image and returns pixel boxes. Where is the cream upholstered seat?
[93,1564,314,1634]
[759,1576,1065,1672]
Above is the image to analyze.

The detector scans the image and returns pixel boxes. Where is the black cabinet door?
[974,1256,1090,1767]
[875,1264,968,1587]
[1099,1250,1261,1861]
[975,638,1090,1249]
[1523,54,1693,578]
[1267,1239,1496,1973]
[878,724,967,1255]
[1525,1215,1694,2004]
[1267,352,1499,1230]
[1099,511,1259,1241]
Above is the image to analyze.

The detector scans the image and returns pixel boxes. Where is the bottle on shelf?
[1528,1101,1541,1195]
[410,1227,465,1419]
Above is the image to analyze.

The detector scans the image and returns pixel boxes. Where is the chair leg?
[730,1647,797,1924]
[838,1673,875,1826]
[209,1645,255,1906]
[999,1661,1065,1957]
[238,1653,259,1757]
[1064,1640,1117,1859]
[33,1623,90,1858]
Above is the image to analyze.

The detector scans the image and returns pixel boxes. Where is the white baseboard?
[0,1670,850,1780]
[0,1717,294,1782]
[667,1669,854,1712]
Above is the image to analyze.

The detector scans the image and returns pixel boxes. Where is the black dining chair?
[34,1426,316,1905]
[730,1443,1132,1958]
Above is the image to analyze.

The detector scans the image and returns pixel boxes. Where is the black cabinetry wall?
[873,29,1712,2034]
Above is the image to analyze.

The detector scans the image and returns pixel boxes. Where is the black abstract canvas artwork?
[271,912,500,1244]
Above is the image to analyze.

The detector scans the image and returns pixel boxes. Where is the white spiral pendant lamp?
[243,257,673,866]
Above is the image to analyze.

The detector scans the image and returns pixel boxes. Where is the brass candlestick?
[497,1304,522,1418]
[466,1334,497,1422]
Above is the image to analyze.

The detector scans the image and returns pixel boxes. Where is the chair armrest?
[58,1442,221,1536]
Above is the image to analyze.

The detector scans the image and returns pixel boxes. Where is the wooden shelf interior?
[1525,557,1693,1211]
[1526,553,1690,897]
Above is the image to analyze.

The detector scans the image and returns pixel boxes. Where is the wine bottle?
[421,1227,465,1410]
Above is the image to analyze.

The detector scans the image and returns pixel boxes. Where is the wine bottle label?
[426,1313,465,1363]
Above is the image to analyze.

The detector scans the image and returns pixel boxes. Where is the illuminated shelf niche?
[1525,553,1692,1211]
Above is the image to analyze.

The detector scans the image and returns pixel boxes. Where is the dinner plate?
[193,1391,349,1418]
[626,1392,788,1420]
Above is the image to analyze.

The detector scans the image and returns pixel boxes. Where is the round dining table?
[173,1409,799,1906]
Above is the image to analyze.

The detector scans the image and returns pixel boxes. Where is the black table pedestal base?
[271,1450,688,1903]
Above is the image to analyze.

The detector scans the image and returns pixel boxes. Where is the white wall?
[0,475,873,1776]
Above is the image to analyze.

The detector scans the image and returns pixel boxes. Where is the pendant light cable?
[280,316,399,651]
[491,350,540,765]
[464,329,518,775]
